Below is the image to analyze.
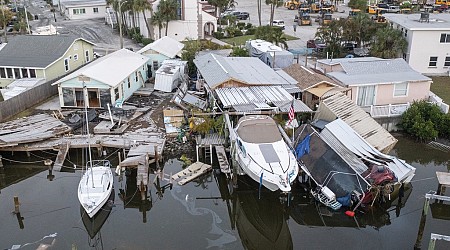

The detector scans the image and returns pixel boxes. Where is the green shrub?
[400,100,449,141]
[245,27,256,35]
[245,23,253,29]
[142,38,153,45]
[237,22,246,29]
[234,29,243,37]
[214,31,225,39]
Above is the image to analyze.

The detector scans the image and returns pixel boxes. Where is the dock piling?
[13,196,20,214]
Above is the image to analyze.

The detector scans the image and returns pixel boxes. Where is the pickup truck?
[387,5,400,13]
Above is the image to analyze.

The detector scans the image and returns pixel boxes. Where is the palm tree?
[257,0,262,26]
[133,0,154,38]
[270,28,288,49]
[158,0,178,36]
[370,26,407,58]
[151,10,164,39]
[265,0,283,26]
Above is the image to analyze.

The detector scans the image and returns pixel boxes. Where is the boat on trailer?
[233,115,299,192]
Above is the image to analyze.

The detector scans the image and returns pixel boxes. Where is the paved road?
[234,0,352,48]
[25,0,142,55]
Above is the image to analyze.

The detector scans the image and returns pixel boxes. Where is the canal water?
[0,136,449,250]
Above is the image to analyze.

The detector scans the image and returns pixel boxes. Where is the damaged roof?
[137,36,184,58]
[194,53,298,89]
[282,64,342,91]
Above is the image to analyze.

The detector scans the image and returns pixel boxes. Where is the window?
[357,85,375,106]
[64,58,70,71]
[394,82,408,97]
[440,33,450,43]
[127,77,130,89]
[0,67,5,78]
[93,7,99,13]
[85,50,90,62]
[21,68,28,78]
[445,57,450,67]
[177,0,182,20]
[429,56,438,67]
[29,69,36,78]
[73,8,86,15]
[153,60,159,70]
[62,88,75,106]
[135,72,138,82]
[74,54,78,61]
[6,68,13,78]
[13,68,21,79]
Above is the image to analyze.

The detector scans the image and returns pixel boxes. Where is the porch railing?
[360,91,449,118]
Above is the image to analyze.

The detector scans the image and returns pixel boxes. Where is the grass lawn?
[431,76,450,104]
[220,33,299,46]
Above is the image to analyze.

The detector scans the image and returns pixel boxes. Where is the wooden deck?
[172,162,212,185]
[215,145,230,174]
[196,133,226,146]
[0,114,72,148]
[53,142,70,171]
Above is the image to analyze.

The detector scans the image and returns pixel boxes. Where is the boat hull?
[78,164,114,218]
[233,115,299,192]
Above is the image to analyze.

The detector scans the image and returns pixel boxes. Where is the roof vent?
[419,12,429,23]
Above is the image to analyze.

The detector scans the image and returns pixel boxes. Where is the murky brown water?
[0,136,449,249]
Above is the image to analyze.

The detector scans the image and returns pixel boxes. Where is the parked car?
[221,11,250,20]
[387,5,400,13]
[307,39,326,52]
[377,3,389,9]
[270,20,285,30]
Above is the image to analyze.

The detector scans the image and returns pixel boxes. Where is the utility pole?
[24,3,30,34]
[1,0,7,42]
[118,0,125,49]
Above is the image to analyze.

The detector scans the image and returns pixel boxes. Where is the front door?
[88,90,100,108]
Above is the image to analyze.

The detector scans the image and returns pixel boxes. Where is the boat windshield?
[237,118,282,143]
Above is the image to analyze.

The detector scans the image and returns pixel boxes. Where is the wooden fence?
[0,79,58,122]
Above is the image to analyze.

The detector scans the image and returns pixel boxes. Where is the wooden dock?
[436,171,450,195]
[172,162,212,186]
[215,145,230,174]
[53,142,71,171]
[195,133,226,163]
[0,114,72,148]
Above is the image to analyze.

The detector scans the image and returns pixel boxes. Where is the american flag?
[288,100,295,124]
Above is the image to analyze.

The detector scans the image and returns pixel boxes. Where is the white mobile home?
[154,60,187,93]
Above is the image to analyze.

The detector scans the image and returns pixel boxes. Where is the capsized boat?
[78,160,114,218]
[233,115,299,192]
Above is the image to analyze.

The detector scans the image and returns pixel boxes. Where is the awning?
[306,86,335,97]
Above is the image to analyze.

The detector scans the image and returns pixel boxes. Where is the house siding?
[64,4,107,20]
[375,81,431,105]
[45,40,94,80]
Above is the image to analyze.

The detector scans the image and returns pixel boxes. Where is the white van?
[387,6,400,13]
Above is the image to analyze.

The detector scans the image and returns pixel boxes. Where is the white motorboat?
[233,115,299,192]
[78,160,114,218]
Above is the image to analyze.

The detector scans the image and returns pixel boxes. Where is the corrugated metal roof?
[273,100,312,113]
[0,35,94,68]
[215,85,293,108]
[137,36,184,58]
[54,49,149,87]
[325,58,431,86]
[317,92,397,153]
[194,53,297,89]
[322,119,415,182]
[216,86,312,113]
